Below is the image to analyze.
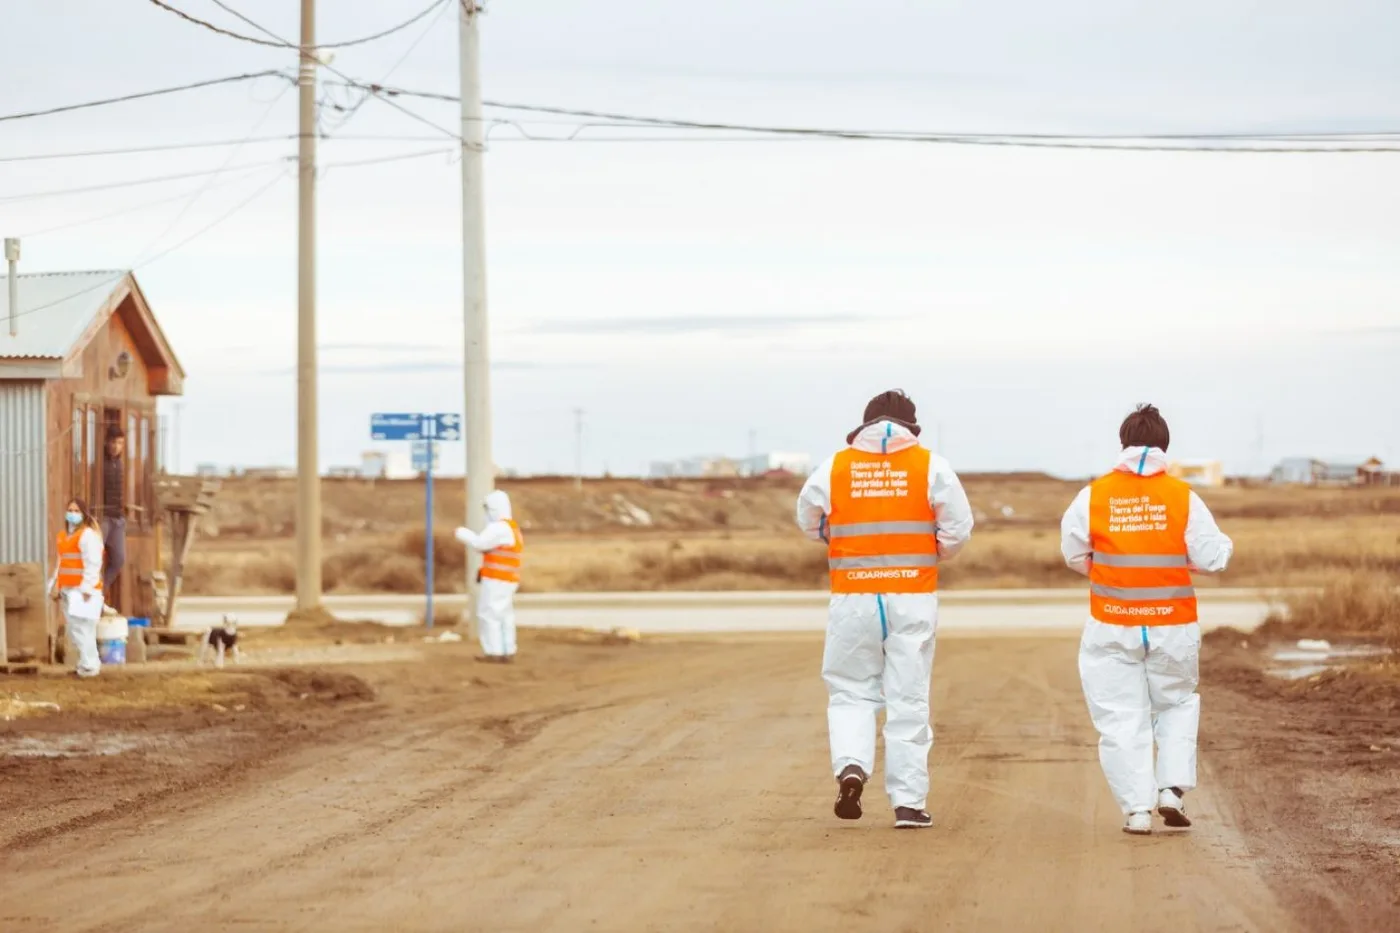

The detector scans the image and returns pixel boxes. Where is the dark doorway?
[101,407,126,611]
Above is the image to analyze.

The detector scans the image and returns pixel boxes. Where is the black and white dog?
[197,614,241,669]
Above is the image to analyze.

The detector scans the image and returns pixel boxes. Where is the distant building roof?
[0,271,127,359]
[0,271,185,392]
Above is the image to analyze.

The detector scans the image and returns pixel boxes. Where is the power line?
[196,0,464,143]
[320,147,457,171]
[320,0,454,137]
[147,0,451,50]
[0,71,291,124]
[18,169,279,237]
[14,142,464,238]
[0,159,289,204]
[7,168,289,324]
[135,77,295,266]
[0,135,297,164]
[323,81,1400,152]
[0,131,491,165]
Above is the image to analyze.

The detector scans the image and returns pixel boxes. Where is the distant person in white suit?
[48,497,105,678]
[455,490,524,663]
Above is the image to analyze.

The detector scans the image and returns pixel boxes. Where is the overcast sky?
[4,0,1398,478]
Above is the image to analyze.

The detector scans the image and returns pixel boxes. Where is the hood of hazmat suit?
[795,416,974,814]
[484,490,513,522]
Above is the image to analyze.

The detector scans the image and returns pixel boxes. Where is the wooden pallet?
[155,476,221,515]
[0,663,39,676]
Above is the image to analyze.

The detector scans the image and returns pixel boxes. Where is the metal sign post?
[425,427,435,629]
[370,413,462,629]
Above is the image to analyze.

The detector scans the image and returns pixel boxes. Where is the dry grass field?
[179,473,1400,596]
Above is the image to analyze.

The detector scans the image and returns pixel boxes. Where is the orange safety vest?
[1088,471,1197,626]
[826,445,939,594]
[480,519,524,584]
[56,527,101,591]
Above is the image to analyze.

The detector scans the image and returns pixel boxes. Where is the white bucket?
[96,617,129,642]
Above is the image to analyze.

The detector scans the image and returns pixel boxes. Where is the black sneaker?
[894,807,933,829]
[834,765,866,820]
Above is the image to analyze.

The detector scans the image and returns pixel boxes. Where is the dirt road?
[0,634,1334,932]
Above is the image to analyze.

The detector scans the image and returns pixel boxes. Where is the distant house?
[740,452,812,478]
[651,452,808,480]
[1270,458,1323,485]
[1167,459,1224,488]
[1270,456,1391,486]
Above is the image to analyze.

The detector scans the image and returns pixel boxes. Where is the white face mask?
[65,511,82,527]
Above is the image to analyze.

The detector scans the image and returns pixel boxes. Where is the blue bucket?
[98,639,126,665]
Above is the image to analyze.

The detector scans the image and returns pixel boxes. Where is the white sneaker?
[1123,811,1153,835]
[1157,787,1191,828]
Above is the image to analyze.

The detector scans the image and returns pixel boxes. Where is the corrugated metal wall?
[0,381,48,563]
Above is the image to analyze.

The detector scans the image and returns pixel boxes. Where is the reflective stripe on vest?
[1087,472,1196,625]
[55,528,101,591]
[480,519,524,584]
[826,445,938,594]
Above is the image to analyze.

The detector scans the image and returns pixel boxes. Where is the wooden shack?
[0,271,185,658]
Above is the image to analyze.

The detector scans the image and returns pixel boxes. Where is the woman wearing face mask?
[48,498,106,678]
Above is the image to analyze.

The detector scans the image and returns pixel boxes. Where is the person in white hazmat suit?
[1061,404,1233,835]
[455,490,525,664]
[797,390,974,829]
[48,497,106,678]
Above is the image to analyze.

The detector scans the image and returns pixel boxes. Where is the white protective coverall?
[1060,446,1233,815]
[455,490,520,658]
[48,525,105,677]
[796,421,975,810]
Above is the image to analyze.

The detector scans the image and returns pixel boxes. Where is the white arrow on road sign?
[439,413,461,428]
[439,428,461,441]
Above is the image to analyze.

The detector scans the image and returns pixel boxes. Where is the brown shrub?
[1261,572,1400,643]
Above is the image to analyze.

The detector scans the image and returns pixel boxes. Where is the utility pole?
[574,408,584,492]
[294,0,322,612]
[460,0,493,631]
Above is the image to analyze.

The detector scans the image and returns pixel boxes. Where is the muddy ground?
[1,627,1397,932]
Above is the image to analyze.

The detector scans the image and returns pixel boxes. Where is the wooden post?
[153,476,219,634]
[165,513,200,630]
[0,594,8,664]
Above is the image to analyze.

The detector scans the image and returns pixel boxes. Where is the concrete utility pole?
[294,0,322,612]
[460,0,493,626]
[574,408,584,492]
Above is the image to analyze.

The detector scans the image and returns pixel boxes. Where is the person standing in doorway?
[100,425,127,598]
[796,389,974,829]
[455,490,524,663]
[1060,404,1233,836]
[48,498,105,678]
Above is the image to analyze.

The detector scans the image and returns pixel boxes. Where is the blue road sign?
[411,440,441,472]
[434,412,462,442]
[367,412,460,629]
[370,412,428,441]
[370,412,462,442]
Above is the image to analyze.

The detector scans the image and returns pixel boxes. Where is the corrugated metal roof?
[0,270,128,359]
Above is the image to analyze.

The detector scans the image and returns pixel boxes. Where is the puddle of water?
[0,733,146,759]
[1266,642,1394,680]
